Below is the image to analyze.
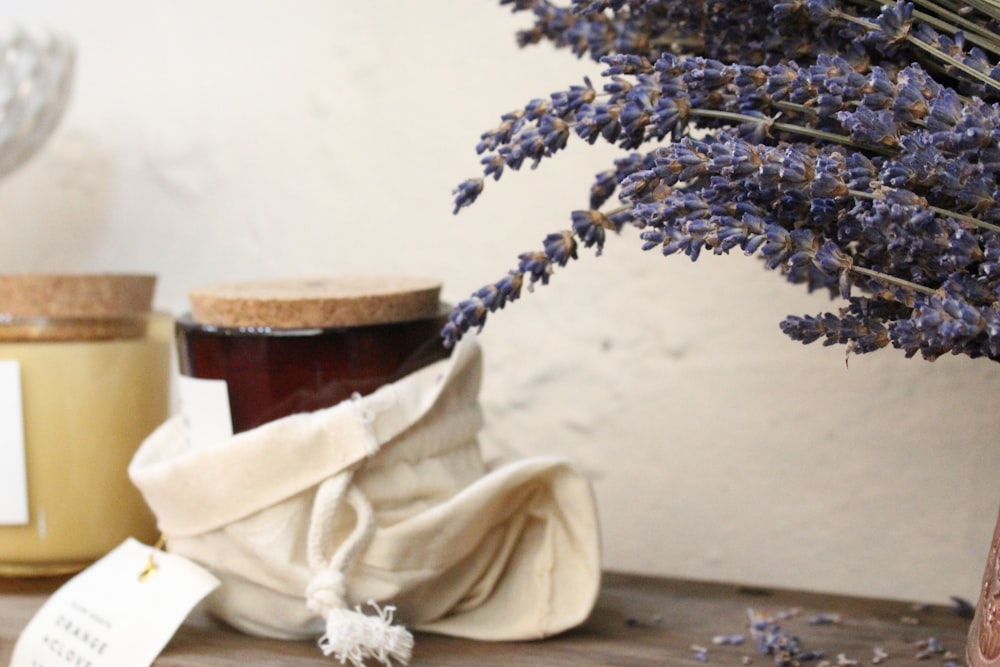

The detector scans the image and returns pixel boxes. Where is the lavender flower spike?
[446,0,1000,363]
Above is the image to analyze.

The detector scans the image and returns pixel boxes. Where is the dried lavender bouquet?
[444,0,1000,364]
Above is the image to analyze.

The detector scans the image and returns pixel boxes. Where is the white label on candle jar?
[178,375,233,449]
[0,359,28,525]
[10,537,220,667]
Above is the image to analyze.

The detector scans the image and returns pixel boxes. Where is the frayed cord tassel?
[306,476,408,664]
[318,600,413,667]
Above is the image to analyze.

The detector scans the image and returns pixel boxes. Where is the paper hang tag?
[177,375,233,450]
[10,538,220,667]
[0,359,29,525]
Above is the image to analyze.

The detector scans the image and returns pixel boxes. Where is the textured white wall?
[3,1,1000,606]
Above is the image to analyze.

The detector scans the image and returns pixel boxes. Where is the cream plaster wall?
[3,1,1000,606]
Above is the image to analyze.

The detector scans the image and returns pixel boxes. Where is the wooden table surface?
[0,571,974,665]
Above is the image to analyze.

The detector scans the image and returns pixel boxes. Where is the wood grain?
[0,572,973,665]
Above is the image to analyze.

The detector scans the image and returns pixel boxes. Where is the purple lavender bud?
[761,225,793,268]
[814,241,852,273]
[619,168,661,200]
[845,152,879,189]
[452,178,484,214]
[838,107,899,147]
[472,283,507,312]
[594,102,625,143]
[543,230,579,267]
[872,1,914,50]
[927,89,963,131]
[640,227,667,251]
[481,154,505,181]
[572,209,610,252]
[649,95,688,141]
[574,103,605,144]
[517,250,555,286]
[538,115,571,153]
[602,54,654,76]
[551,79,596,113]
[589,169,618,209]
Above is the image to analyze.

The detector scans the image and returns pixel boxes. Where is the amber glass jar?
[0,274,171,575]
[176,277,451,435]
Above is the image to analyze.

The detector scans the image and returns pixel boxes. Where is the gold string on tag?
[138,535,167,582]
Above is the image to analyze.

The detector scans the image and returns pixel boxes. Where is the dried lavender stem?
[847,264,936,295]
[688,108,895,155]
[905,34,1000,92]
[910,12,1000,56]
[774,101,818,116]
[847,189,1000,235]
[926,205,1000,234]
[833,8,1000,92]
[959,0,1000,22]
[885,0,1000,51]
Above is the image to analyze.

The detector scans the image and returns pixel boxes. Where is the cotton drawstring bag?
[128,337,601,665]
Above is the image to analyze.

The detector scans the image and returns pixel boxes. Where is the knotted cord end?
[318,600,413,667]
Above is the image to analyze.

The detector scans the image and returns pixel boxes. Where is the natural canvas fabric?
[129,339,601,659]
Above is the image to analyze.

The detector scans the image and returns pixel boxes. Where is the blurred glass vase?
[0,24,74,179]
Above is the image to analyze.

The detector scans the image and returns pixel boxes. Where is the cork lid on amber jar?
[187,276,443,329]
[0,273,157,341]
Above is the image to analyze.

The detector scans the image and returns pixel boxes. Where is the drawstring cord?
[303,394,412,666]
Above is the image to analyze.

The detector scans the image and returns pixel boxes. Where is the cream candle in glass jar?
[0,274,171,575]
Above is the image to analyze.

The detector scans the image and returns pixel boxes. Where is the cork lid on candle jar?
[0,273,158,341]
[187,276,443,329]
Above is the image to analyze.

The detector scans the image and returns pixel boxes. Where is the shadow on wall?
[0,130,113,271]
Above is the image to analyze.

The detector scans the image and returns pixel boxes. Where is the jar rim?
[0,311,170,342]
[175,304,450,338]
